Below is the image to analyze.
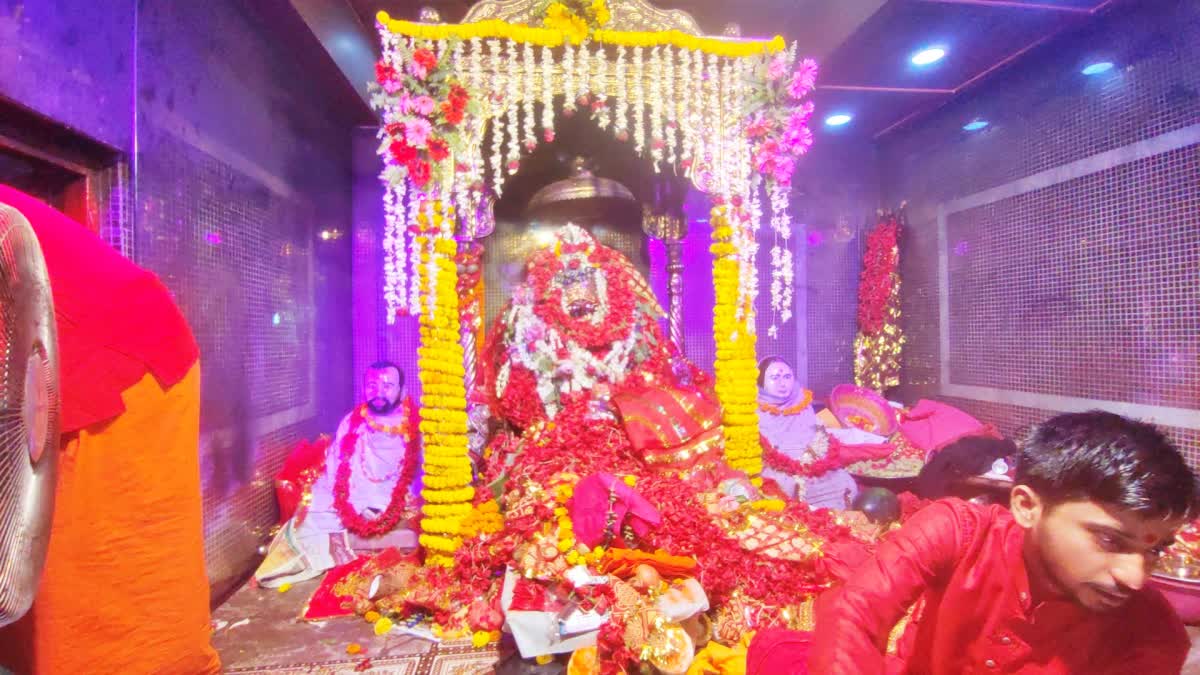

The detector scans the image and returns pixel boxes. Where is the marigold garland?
[710,201,762,479]
[415,200,475,567]
[758,388,813,417]
[376,12,785,57]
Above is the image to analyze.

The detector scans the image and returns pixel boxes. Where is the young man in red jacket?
[751,410,1195,674]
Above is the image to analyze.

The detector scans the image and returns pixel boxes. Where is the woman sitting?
[758,357,858,510]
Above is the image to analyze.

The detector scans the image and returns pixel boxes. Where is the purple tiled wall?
[881,0,1200,464]
[1,0,366,600]
[794,135,880,401]
[135,1,362,600]
[0,0,133,149]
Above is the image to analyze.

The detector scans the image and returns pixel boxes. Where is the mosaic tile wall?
[795,136,879,401]
[881,0,1200,464]
[132,1,361,600]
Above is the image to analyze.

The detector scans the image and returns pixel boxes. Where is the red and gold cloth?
[613,386,725,476]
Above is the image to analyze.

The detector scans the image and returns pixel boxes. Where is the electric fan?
[0,201,59,628]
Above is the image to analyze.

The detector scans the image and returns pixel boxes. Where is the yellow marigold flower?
[622,475,637,487]
[346,642,363,655]
[364,610,381,623]
[536,654,554,665]
[374,617,394,636]
[472,630,491,648]
[277,582,292,593]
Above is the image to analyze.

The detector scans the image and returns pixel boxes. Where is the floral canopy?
[369,0,819,564]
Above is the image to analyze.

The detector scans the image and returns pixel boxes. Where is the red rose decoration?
[428,137,449,162]
[412,48,438,72]
[448,84,469,105]
[407,158,431,186]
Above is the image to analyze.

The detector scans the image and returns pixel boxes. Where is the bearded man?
[255,361,421,587]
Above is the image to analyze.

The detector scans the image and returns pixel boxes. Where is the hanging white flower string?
[523,42,537,151]
[632,46,646,156]
[577,43,590,108]
[663,46,677,168]
[505,41,521,174]
[541,45,555,143]
[648,46,664,170]
[562,43,576,117]
[677,47,693,170]
[594,44,610,129]
[614,46,629,142]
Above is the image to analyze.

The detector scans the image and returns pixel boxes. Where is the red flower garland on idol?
[332,401,421,538]
[761,434,847,478]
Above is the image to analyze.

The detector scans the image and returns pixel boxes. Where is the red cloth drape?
[0,184,199,432]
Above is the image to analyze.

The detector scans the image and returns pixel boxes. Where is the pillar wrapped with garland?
[853,210,904,391]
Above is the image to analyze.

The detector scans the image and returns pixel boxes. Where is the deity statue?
[339,230,876,674]
[255,362,421,588]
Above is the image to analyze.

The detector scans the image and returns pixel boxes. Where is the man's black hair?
[368,360,404,389]
[1015,410,1196,519]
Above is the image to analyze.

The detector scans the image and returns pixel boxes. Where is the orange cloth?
[599,548,697,579]
[1,363,219,674]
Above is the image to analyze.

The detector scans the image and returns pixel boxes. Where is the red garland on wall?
[853,210,905,391]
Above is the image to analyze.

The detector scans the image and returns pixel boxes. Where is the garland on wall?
[853,210,904,391]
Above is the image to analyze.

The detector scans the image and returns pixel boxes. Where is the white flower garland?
[632,46,646,155]
[614,47,628,141]
[648,46,664,170]
[541,45,555,142]
[663,46,677,167]
[523,42,537,151]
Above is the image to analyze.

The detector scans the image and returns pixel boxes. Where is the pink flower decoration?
[405,118,432,147]
[772,156,796,184]
[767,53,790,81]
[413,96,436,116]
[397,92,415,114]
[788,59,819,100]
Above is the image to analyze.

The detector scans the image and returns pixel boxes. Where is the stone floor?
[212,579,1200,674]
[211,578,499,674]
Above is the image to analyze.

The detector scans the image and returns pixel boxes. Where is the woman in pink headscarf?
[758,357,858,510]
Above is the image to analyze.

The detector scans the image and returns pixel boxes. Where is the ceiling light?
[911,47,947,66]
[962,119,989,131]
[1081,61,1114,76]
[824,113,853,127]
